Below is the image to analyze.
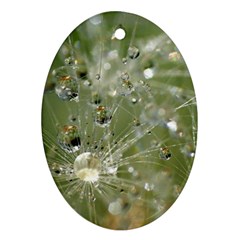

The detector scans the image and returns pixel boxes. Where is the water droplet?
[83,79,92,86]
[54,74,78,101]
[128,46,140,59]
[122,57,127,64]
[57,125,81,153]
[144,182,154,191]
[143,68,154,79]
[51,163,64,176]
[95,73,101,80]
[113,27,126,40]
[181,144,195,158]
[133,118,140,127]
[128,166,134,173]
[64,56,78,65]
[94,106,112,127]
[90,196,96,202]
[131,97,138,104]
[75,65,88,80]
[90,92,101,105]
[74,152,100,182]
[120,80,134,96]
[108,199,123,215]
[159,147,171,160]
[167,120,178,132]
[178,131,184,137]
[121,72,129,80]
[68,114,77,122]
[106,166,118,175]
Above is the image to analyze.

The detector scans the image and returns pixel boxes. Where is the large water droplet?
[74,152,100,182]
[57,125,81,153]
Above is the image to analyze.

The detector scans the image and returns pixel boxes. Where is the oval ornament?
[42,11,197,230]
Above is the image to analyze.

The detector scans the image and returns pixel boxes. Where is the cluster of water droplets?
[42,12,197,230]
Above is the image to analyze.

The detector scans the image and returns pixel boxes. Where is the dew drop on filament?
[57,125,81,153]
[128,46,140,59]
[159,147,171,161]
[74,152,101,182]
[95,73,101,80]
[122,57,127,64]
[94,105,112,127]
[121,72,129,80]
[54,73,79,101]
